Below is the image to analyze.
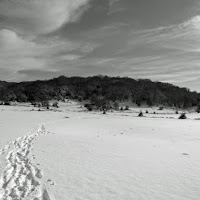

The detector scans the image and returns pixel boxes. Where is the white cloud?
[128,15,200,52]
[109,0,120,7]
[0,29,36,52]
[0,0,90,35]
[108,0,125,15]
[0,28,97,80]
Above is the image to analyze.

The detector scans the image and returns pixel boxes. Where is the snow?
[0,102,200,199]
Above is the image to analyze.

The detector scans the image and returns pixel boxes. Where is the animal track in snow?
[0,124,50,200]
[0,143,12,156]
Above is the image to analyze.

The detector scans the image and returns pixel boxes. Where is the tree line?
[0,75,200,109]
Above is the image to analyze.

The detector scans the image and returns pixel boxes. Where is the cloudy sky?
[0,0,200,91]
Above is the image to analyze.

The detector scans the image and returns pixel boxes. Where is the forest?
[0,75,199,109]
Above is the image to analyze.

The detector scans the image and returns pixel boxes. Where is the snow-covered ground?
[0,102,200,199]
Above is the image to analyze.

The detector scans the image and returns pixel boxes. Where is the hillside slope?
[0,76,199,108]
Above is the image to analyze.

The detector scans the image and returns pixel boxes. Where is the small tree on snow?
[179,113,187,119]
[138,111,143,117]
[52,101,59,108]
[125,105,129,110]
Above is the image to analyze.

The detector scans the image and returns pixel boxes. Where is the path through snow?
[0,124,52,200]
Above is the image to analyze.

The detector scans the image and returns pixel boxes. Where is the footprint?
[46,179,55,186]
[35,169,43,179]
[0,124,49,199]
[182,153,189,156]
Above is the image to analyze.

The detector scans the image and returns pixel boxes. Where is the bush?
[52,101,59,108]
[4,102,11,106]
[86,104,93,111]
[78,96,83,102]
[146,110,149,114]
[37,103,42,108]
[84,103,94,111]
[196,104,200,113]
[31,102,37,107]
[125,105,129,110]
[113,102,119,110]
[120,107,124,111]
[158,106,164,110]
[42,101,49,107]
[88,107,93,111]
[179,113,187,119]
[138,111,143,117]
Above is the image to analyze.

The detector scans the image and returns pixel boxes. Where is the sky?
[0,0,200,91]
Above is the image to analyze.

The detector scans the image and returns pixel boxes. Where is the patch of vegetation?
[179,113,187,119]
[125,105,129,110]
[196,104,200,113]
[0,76,199,110]
[138,111,144,117]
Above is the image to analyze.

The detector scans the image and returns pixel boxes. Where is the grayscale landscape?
[0,0,200,199]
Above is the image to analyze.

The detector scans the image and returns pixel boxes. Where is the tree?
[0,76,199,109]
[138,111,143,117]
[125,105,129,110]
[179,113,187,119]
[52,101,59,108]
[42,101,50,109]
[196,104,200,113]
[113,102,119,110]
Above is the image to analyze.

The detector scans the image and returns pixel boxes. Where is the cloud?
[0,0,90,35]
[108,0,125,15]
[108,0,120,7]
[0,1,200,92]
[18,69,62,80]
[0,28,97,81]
[127,15,200,53]
[76,15,200,91]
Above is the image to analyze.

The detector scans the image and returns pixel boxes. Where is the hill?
[0,75,199,109]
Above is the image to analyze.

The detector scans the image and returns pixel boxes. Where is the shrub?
[31,102,37,107]
[138,111,143,117]
[179,113,187,119]
[113,102,119,110]
[42,101,49,107]
[88,107,93,111]
[78,96,83,102]
[196,104,200,113]
[4,102,11,106]
[37,103,42,108]
[84,103,94,111]
[52,102,59,108]
[125,105,129,110]
[86,104,93,111]
[146,110,149,114]
[158,106,164,110]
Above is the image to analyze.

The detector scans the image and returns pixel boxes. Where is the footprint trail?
[0,124,51,200]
